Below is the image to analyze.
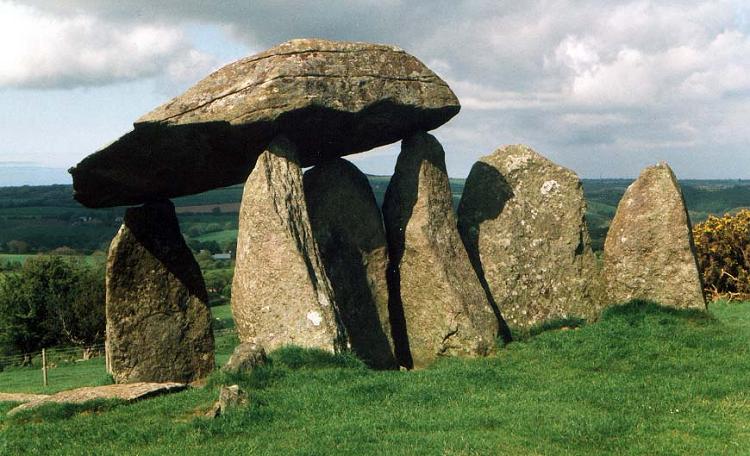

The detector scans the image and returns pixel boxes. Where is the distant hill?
[0,166,72,187]
[0,178,748,254]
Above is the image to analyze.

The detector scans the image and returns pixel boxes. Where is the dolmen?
[72,38,502,373]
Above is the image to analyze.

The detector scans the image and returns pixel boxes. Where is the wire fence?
[0,327,239,391]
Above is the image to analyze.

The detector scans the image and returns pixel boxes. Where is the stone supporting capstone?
[304,158,397,369]
[231,136,347,353]
[383,131,498,369]
[106,200,214,384]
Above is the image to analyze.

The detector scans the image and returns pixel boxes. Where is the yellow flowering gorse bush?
[693,209,750,300]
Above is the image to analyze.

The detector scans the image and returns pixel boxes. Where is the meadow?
[1,300,749,454]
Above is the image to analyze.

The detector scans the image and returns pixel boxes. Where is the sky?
[0,0,749,185]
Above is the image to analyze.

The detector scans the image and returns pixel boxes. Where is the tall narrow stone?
[106,200,214,384]
[603,162,706,309]
[304,159,397,369]
[383,132,498,369]
[231,136,346,352]
[457,145,602,329]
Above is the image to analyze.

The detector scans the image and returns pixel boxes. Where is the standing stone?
[383,132,498,369]
[304,159,397,369]
[106,200,214,384]
[457,145,602,329]
[603,162,706,309]
[231,136,347,352]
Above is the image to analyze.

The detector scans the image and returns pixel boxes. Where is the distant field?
[196,229,239,244]
[175,203,241,214]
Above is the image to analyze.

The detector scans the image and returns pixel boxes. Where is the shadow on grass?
[508,317,588,343]
[207,345,367,392]
[8,399,125,424]
[601,299,715,326]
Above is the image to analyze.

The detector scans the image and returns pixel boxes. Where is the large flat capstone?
[70,38,460,208]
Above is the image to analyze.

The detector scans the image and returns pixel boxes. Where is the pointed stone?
[304,159,397,369]
[231,136,346,352]
[457,145,602,329]
[603,162,706,309]
[383,132,498,369]
[106,200,214,384]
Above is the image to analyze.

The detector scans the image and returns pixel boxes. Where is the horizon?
[0,1,749,183]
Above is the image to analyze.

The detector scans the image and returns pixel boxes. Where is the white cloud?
[0,1,217,89]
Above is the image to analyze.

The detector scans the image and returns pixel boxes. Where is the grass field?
[1,300,749,454]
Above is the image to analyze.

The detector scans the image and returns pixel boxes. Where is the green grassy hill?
[1,300,749,454]
[0,179,748,257]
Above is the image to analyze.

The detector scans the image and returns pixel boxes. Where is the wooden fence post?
[42,348,48,387]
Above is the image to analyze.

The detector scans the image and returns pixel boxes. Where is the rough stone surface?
[7,382,186,416]
[0,393,49,404]
[457,145,602,329]
[383,132,498,369]
[106,200,215,384]
[231,136,346,353]
[70,38,460,208]
[222,343,268,374]
[304,159,397,369]
[603,162,706,309]
[206,385,247,418]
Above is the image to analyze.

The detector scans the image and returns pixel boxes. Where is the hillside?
[1,300,749,454]
[0,179,748,256]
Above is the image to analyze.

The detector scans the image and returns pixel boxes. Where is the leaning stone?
[383,132,498,369]
[106,200,214,384]
[206,385,247,418]
[603,162,706,309]
[222,343,268,374]
[231,136,347,352]
[304,159,397,369]
[7,382,186,416]
[457,145,602,329]
[70,38,460,208]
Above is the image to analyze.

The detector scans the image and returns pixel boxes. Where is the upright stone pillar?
[304,158,397,369]
[383,131,498,369]
[106,200,214,383]
[603,162,706,309]
[457,145,602,329]
[231,136,347,352]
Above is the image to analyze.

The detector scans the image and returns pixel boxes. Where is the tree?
[0,256,106,360]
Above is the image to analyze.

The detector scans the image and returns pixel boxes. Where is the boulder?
[106,200,214,384]
[383,132,498,369]
[70,38,460,208]
[603,162,706,309]
[206,385,248,418]
[457,145,602,329]
[304,159,397,369]
[231,136,347,352]
[7,382,186,416]
[222,343,268,374]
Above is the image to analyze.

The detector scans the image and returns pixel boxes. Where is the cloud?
[7,0,750,178]
[0,1,217,89]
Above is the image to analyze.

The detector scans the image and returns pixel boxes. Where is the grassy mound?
[1,300,749,455]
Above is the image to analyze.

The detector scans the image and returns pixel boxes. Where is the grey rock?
[70,38,460,208]
[603,162,706,309]
[383,132,498,369]
[106,200,214,384]
[231,136,347,353]
[457,145,602,329]
[222,342,268,374]
[206,385,247,418]
[304,159,397,369]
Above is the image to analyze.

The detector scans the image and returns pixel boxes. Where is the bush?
[693,210,750,301]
